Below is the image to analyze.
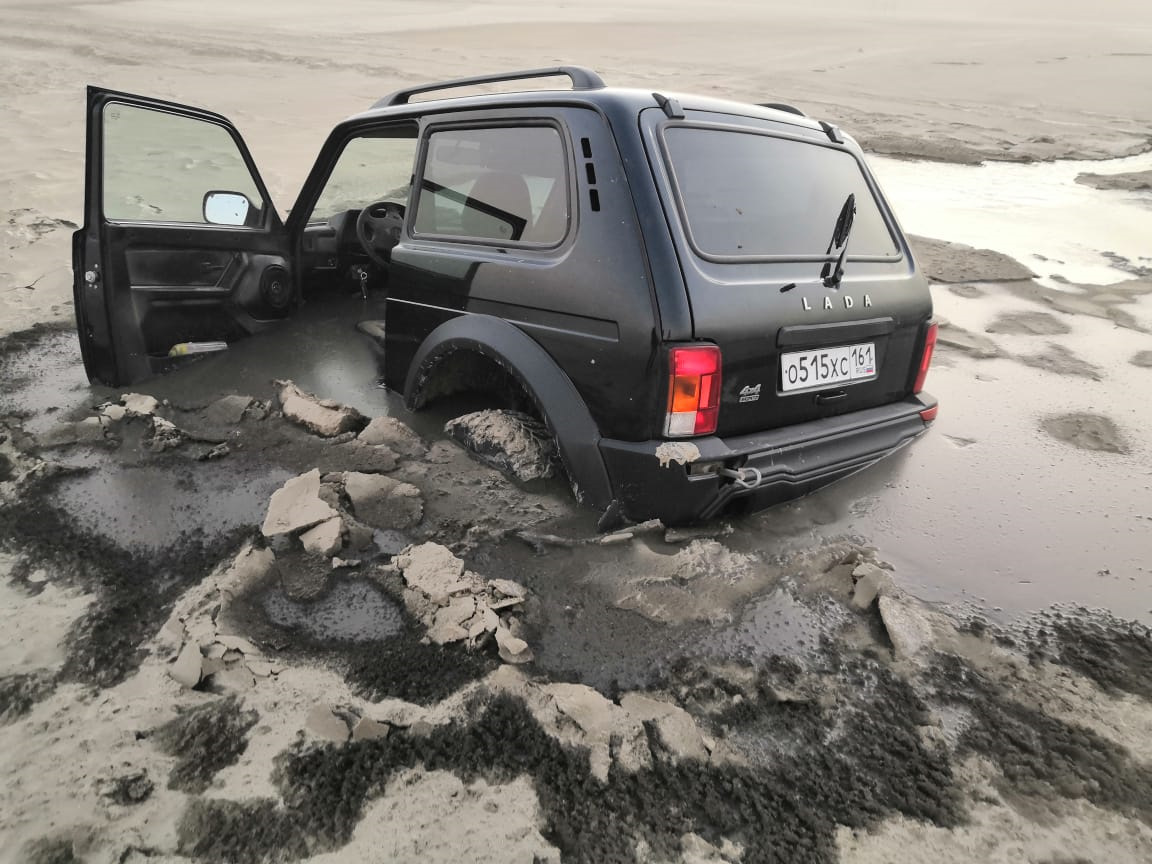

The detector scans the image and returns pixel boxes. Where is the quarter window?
[412,126,568,245]
[102,102,264,224]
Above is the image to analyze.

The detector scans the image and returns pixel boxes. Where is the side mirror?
[203,190,257,226]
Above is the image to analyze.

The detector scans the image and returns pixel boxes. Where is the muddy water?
[262,579,404,642]
[870,152,1152,287]
[3,154,1150,641]
[733,285,1152,624]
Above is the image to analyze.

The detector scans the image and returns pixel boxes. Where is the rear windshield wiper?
[820,193,856,290]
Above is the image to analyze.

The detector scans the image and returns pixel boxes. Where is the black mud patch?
[0,472,248,689]
[1040,412,1129,454]
[985,310,1071,336]
[0,320,76,365]
[0,451,12,481]
[97,768,155,805]
[932,654,1152,822]
[20,834,78,864]
[1017,343,1102,379]
[1132,350,1152,368]
[1031,612,1152,701]
[0,671,56,722]
[154,696,259,793]
[342,638,499,705]
[175,654,963,864]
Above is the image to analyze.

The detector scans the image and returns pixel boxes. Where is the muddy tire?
[444,409,558,483]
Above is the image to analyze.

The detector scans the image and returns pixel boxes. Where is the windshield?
[662,126,899,261]
[308,126,418,224]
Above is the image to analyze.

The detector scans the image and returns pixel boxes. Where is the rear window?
[662,126,899,261]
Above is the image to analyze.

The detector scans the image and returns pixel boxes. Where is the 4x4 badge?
[739,384,761,403]
[803,294,872,311]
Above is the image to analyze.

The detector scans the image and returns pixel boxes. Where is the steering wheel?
[355,201,406,267]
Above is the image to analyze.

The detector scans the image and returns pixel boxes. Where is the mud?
[444,408,557,483]
[1132,350,1152,368]
[262,578,405,642]
[0,671,55,723]
[1101,251,1152,280]
[0,474,250,688]
[946,284,985,299]
[984,311,1071,336]
[177,661,961,864]
[0,470,251,690]
[153,696,260,793]
[1004,277,1152,332]
[931,654,1152,824]
[1040,412,1130,454]
[1016,344,1102,379]
[1076,169,1152,191]
[1031,612,1152,701]
[934,321,1003,359]
[908,236,1035,284]
[20,835,78,864]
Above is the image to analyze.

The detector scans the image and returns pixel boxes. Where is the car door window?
[102,102,264,224]
[412,126,568,246]
[307,126,419,224]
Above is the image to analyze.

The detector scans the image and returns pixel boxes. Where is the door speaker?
[260,265,292,311]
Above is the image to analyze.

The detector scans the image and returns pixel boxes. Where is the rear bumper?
[598,394,937,525]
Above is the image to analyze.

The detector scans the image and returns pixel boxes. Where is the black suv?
[72,67,938,525]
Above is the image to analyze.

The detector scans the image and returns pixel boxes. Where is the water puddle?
[50,460,292,552]
[871,152,1152,287]
[262,579,404,643]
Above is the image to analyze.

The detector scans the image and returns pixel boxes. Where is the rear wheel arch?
[404,315,614,510]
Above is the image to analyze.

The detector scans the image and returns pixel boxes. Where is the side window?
[307,125,419,224]
[412,126,568,246]
[102,102,264,225]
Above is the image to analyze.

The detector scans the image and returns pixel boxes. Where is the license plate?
[781,342,876,393]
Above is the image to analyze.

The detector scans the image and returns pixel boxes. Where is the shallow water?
[871,152,1152,288]
[262,579,405,643]
[4,151,1150,647]
[51,459,293,553]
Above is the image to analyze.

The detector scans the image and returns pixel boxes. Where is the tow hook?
[716,465,763,490]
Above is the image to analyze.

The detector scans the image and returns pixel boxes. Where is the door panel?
[74,87,292,386]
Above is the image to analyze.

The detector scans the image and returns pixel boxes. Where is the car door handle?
[815,389,848,404]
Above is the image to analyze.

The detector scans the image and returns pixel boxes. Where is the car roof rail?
[373,66,606,108]
[758,102,806,117]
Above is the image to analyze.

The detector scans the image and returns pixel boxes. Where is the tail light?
[913,323,937,394]
[665,345,721,437]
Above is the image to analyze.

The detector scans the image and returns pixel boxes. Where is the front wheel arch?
[404,315,614,511]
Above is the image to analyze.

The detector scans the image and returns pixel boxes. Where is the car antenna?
[652,92,684,119]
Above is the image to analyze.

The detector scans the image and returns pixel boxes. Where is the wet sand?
[3,0,1152,333]
[3,1,1152,862]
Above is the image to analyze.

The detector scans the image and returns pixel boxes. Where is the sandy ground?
[3,2,1152,863]
[3,0,1152,335]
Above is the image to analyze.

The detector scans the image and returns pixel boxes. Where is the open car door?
[73,87,294,386]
